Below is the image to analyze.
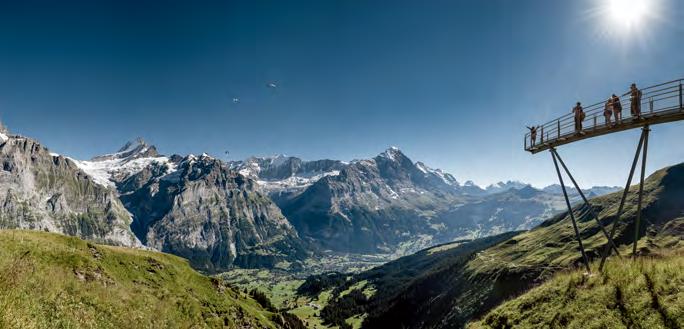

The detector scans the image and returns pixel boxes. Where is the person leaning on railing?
[573,102,584,133]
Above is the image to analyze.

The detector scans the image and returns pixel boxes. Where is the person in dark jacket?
[604,97,613,126]
[612,94,622,125]
[573,102,584,133]
[630,83,642,119]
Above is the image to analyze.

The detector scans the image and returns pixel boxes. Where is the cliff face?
[120,154,309,272]
[0,134,140,247]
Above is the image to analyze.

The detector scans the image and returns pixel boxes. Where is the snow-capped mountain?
[231,155,347,196]
[70,139,310,271]
[71,138,177,187]
[484,181,529,194]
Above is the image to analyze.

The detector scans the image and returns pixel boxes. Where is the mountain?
[309,161,684,328]
[277,147,566,254]
[469,251,684,328]
[0,129,140,247]
[460,180,487,195]
[542,184,621,198]
[278,147,467,253]
[76,141,309,272]
[120,153,309,272]
[484,181,528,194]
[230,155,347,201]
[435,184,565,238]
[0,229,296,328]
[72,137,175,187]
[229,148,618,257]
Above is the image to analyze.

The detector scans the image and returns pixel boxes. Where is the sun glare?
[608,0,649,27]
[589,0,666,44]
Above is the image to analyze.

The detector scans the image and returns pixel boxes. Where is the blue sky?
[0,0,682,187]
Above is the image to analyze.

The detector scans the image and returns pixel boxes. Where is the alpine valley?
[0,122,634,329]
[0,121,622,271]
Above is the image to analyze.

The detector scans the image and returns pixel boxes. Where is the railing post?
[593,116,597,128]
[649,97,653,113]
[541,127,544,143]
[557,120,560,139]
[679,80,684,111]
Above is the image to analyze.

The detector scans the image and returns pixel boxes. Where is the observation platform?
[525,79,684,154]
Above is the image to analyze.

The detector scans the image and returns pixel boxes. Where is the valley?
[1,122,672,329]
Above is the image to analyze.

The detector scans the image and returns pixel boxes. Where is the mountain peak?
[92,138,159,162]
[379,146,406,161]
[117,137,148,153]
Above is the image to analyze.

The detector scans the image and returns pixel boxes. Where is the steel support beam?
[551,149,591,273]
[632,126,650,257]
[551,149,621,257]
[599,129,646,271]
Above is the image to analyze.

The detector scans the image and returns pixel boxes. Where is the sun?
[588,0,666,42]
[607,0,650,28]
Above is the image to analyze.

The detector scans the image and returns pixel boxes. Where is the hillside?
[308,162,684,329]
[469,251,684,328]
[0,229,290,329]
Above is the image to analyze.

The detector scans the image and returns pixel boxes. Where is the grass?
[0,229,279,329]
[469,251,684,329]
[220,268,337,328]
[466,164,684,278]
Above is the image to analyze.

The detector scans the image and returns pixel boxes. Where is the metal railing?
[525,79,684,151]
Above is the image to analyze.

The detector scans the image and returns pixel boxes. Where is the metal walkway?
[523,78,684,274]
[525,79,684,153]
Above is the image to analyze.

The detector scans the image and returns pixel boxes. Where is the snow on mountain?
[484,181,529,194]
[72,139,176,187]
[257,170,341,193]
[379,146,402,161]
[415,161,460,186]
[232,155,346,193]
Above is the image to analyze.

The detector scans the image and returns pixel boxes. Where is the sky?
[0,0,683,188]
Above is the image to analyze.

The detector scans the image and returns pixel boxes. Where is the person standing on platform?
[573,102,584,133]
[630,83,642,119]
[526,126,537,146]
[603,97,613,126]
[612,94,622,125]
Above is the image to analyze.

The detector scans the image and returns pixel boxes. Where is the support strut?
[551,149,621,257]
[599,127,648,271]
[551,149,591,273]
[632,126,650,257]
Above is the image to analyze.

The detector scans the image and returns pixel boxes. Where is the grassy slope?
[315,233,522,329]
[469,252,684,328]
[468,163,684,274]
[315,163,684,329]
[0,229,280,329]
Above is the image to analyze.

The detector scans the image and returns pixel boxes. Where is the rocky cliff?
[0,131,139,247]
